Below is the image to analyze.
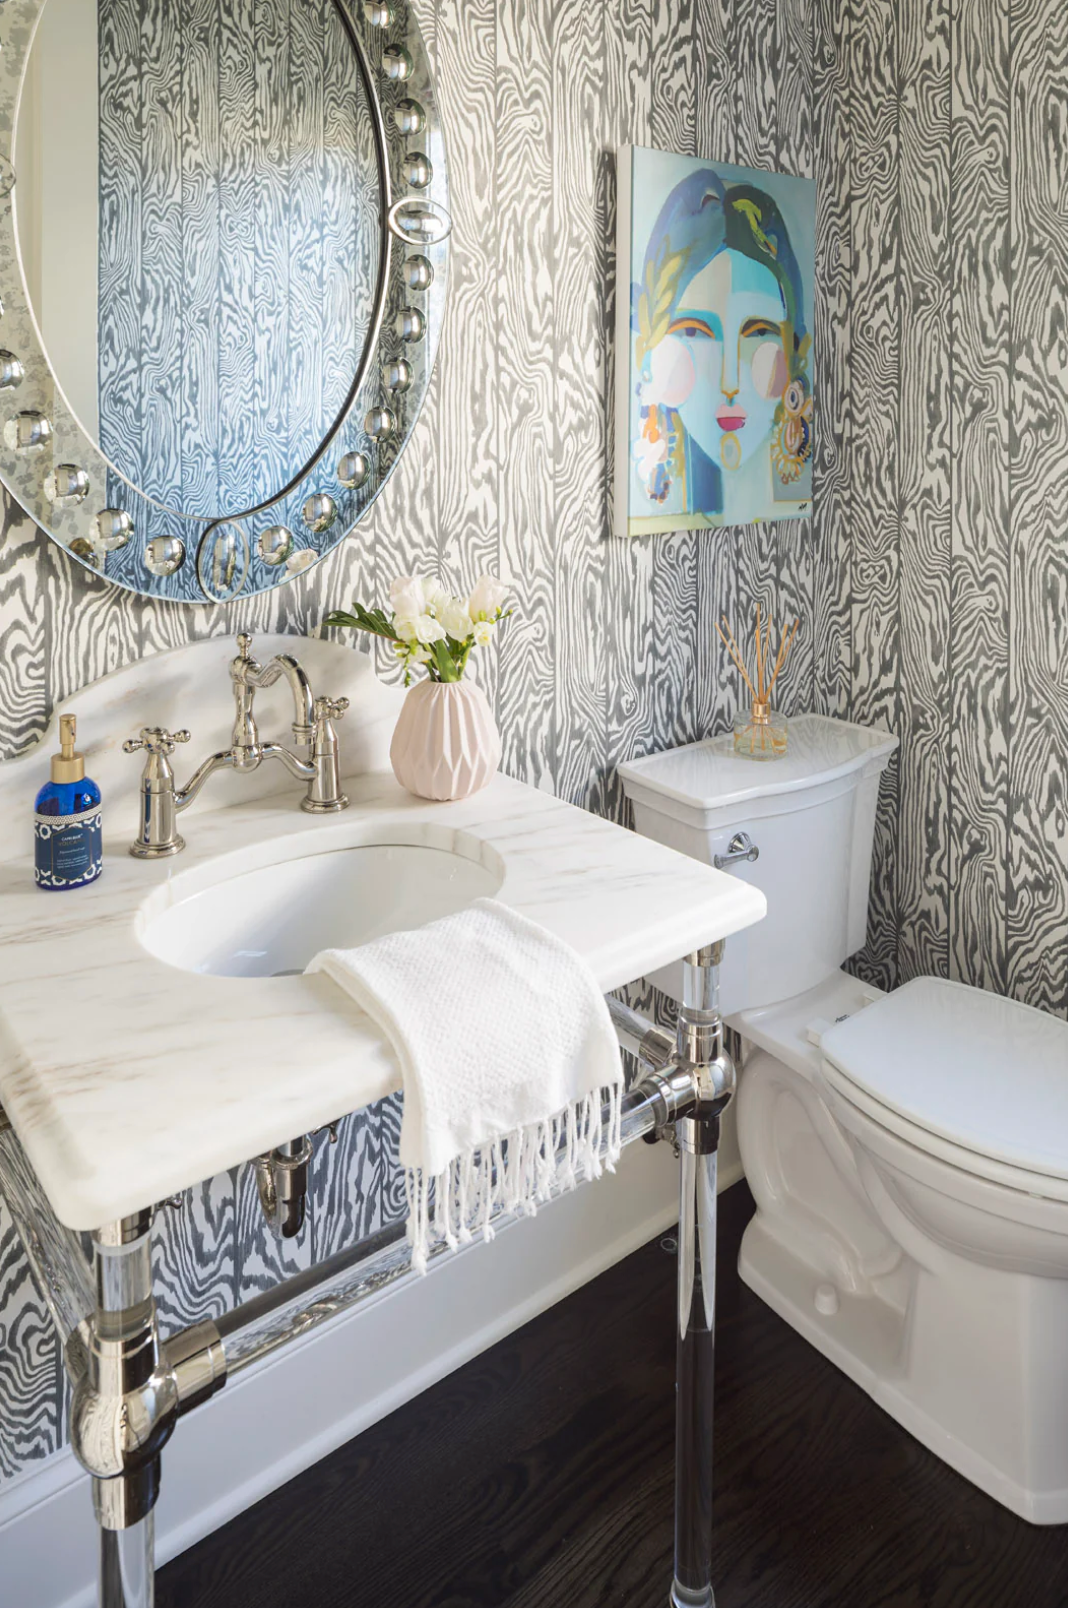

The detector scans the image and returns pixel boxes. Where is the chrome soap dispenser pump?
[34,714,103,890]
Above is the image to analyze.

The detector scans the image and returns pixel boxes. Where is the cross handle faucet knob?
[313,695,349,723]
[123,726,191,757]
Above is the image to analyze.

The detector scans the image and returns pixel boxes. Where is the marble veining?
[0,641,765,1231]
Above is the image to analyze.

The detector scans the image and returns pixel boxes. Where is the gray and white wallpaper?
[1,0,1066,1490]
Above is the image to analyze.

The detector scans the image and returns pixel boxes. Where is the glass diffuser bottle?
[716,606,799,762]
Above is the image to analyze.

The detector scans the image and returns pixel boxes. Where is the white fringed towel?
[307,897,623,1274]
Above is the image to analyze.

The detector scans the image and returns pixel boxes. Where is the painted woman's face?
[640,249,789,473]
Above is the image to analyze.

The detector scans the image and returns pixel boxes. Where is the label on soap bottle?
[34,806,103,890]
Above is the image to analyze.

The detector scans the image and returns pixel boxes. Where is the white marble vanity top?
[0,637,765,1230]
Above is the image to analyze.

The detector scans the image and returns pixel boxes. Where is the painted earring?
[771,379,813,484]
[639,404,676,504]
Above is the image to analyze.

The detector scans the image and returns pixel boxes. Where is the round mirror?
[0,0,450,602]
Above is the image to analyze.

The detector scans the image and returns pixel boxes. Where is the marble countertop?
[0,636,765,1231]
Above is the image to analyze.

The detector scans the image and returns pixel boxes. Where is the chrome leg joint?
[676,943,734,1119]
[163,1319,228,1416]
[605,994,676,1073]
[69,1212,178,1537]
[62,1211,179,1608]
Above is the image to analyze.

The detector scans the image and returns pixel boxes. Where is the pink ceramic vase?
[389,679,502,802]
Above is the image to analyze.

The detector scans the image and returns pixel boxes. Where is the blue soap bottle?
[34,714,103,890]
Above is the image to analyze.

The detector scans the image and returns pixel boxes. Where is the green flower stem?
[430,639,461,682]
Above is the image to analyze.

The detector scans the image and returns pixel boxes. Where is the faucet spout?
[124,635,349,858]
[245,653,316,747]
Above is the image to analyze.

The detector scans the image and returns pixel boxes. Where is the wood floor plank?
[157,1185,1068,1608]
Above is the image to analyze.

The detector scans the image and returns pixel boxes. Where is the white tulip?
[389,575,424,619]
[439,598,474,640]
[415,613,446,645]
[394,614,420,643]
[421,576,450,614]
[472,619,495,647]
[468,573,507,620]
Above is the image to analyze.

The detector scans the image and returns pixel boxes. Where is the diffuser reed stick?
[715,607,800,761]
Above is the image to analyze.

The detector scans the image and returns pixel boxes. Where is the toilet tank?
[618,715,898,1016]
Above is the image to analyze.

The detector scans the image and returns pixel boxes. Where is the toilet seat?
[819,976,1068,1201]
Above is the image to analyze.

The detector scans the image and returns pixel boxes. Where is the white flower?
[420,576,450,614]
[389,575,424,619]
[394,615,420,643]
[472,619,495,647]
[415,613,446,645]
[439,598,474,640]
[410,645,432,665]
[468,573,507,620]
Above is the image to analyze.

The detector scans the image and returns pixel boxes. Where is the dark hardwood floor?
[158,1184,1068,1608]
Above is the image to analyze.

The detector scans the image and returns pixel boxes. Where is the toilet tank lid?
[618,715,898,811]
[821,977,1068,1182]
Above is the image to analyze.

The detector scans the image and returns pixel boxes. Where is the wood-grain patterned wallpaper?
[836,0,1068,1014]
[1,0,1066,1491]
[97,0,379,519]
[0,0,785,1492]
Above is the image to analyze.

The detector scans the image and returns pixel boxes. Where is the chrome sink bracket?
[123,634,350,857]
[254,1136,315,1240]
[0,952,734,1608]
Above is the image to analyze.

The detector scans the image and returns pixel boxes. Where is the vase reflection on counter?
[324,571,510,803]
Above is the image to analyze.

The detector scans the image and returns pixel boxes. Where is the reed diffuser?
[716,606,799,761]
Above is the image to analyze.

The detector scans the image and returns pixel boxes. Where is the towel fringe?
[405,1082,624,1276]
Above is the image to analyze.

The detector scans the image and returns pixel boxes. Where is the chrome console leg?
[99,1515,155,1608]
[670,945,734,1608]
[70,1211,178,1608]
[673,1116,720,1608]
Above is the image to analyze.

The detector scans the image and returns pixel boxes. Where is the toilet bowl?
[619,716,1068,1523]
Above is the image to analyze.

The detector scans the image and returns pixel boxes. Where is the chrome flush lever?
[713,831,760,870]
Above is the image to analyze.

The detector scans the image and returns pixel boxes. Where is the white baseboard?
[0,1133,743,1608]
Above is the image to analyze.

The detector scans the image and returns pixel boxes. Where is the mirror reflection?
[14,0,382,522]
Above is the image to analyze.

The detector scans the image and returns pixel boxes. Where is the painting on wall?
[614,145,815,537]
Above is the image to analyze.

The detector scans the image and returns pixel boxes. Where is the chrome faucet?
[124,634,349,859]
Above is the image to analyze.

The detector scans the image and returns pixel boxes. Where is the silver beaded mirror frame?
[0,0,450,603]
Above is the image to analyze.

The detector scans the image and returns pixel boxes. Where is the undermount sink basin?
[140,841,503,977]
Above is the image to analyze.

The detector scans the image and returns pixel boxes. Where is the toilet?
[619,714,1068,1524]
